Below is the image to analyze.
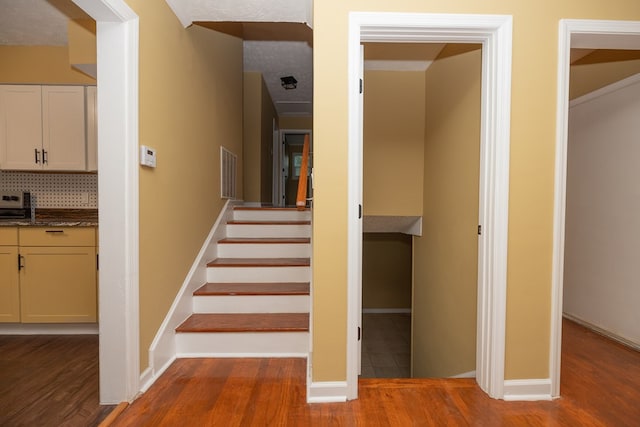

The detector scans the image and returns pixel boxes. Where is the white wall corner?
[450,370,476,379]
[307,381,348,403]
[164,0,193,27]
[503,379,552,401]
[147,200,235,387]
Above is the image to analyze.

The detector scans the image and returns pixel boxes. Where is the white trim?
[450,370,477,379]
[503,379,552,401]
[141,355,175,393]
[0,324,98,335]
[72,0,140,405]
[551,18,640,400]
[362,308,411,314]
[348,11,512,401]
[148,200,235,380]
[308,381,348,403]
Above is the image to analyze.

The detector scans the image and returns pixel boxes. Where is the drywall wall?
[243,72,262,202]
[362,233,412,310]
[260,77,276,203]
[128,0,243,371]
[0,46,95,84]
[564,73,640,347]
[412,45,480,378]
[312,0,640,384]
[363,70,425,216]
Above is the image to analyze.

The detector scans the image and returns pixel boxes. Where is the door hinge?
[359,79,363,94]
[358,326,361,341]
[478,225,482,235]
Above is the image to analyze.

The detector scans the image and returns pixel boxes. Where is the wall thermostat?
[140,145,157,168]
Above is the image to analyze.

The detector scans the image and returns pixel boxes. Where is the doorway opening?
[277,130,312,207]
[552,19,640,398]
[346,12,513,401]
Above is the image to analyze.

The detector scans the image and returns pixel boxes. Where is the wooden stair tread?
[195,282,310,296]
[176,313,309,333]
[218,237,310,244]
[228,220,311,225]
[207,258,310,267]
[234,206,310,212]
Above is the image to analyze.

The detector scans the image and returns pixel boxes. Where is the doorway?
[278,130,312,207]
[346,13,513,400]
[552,19,640,398]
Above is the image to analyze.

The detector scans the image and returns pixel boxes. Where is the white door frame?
[72,0,140,404]
[551,19,640,398]
[347,12,513,400]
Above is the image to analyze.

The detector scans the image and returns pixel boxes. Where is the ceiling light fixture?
[280,76,298,90]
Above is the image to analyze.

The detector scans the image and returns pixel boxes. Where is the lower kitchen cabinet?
[0,228,20,322]
[19,227,97,323]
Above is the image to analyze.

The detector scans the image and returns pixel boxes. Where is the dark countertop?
[0,209,98,227]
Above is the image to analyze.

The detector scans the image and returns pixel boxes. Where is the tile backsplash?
[0,171,98,208]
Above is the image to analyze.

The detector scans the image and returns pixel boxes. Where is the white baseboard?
[362,308,411,314]
[0,323,99,335]
[175,352,309,358]
[450,370,476,378]
[307,381,348,403]
[503,379,552,401]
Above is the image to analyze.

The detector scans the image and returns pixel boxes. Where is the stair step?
[195,282,310,296]
[218,237,310,244]
[233,206,310,211]
[228,220,311,225]
[233,206,311,222]
[176,313,309,333]
[207,258,310,267]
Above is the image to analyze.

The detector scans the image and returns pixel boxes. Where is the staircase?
[175,205,311,357]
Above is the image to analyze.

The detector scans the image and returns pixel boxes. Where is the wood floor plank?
[0,335,114,427]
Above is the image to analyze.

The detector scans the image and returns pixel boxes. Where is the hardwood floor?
[0,335,114,427]
[109,319,640,426]
[2,320,638,426]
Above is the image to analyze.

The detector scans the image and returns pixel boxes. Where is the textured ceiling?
[0,0,88,46]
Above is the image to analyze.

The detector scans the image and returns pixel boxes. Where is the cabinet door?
[42,86,86,171]
[20,246,97,323]
[86,86,98,171]
[0,85,43,170]
[0,246,20,322]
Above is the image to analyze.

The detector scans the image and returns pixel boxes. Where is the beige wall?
[0,46,95,84]
[363,70,425,216]
[243,72,262,202]
[312,0,640,383]
[280,116,312,130]
[362,233,412,309]
[412,45,481,377]
[68,19,96,66]
[128,0,243,371]
[243,72,278,203]
[260,78,276,203]
[570,59,640,99]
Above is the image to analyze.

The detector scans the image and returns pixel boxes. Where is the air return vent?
[220,147,237,199]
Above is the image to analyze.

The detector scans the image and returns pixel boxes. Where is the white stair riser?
[227,224,310,238]
[176,331,309,356]
[207,266,310,283]
[233,210,311,222]
[193,295,310,313]
[217,243,311,258]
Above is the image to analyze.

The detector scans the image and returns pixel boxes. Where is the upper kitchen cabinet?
[85,86,97,172]
[0,85,89,171]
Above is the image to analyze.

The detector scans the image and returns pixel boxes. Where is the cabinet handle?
[45,230,64,233]
[43,149,48,165]
[18,254,24,271]
[34,149,40,164]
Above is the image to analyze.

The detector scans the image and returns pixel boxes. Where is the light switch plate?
[140,145,157,168]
